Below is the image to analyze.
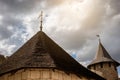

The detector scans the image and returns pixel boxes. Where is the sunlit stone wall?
[0,68,95,80]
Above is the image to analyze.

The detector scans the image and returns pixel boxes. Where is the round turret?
[87,41,119,80]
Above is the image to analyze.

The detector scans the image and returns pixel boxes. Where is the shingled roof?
[88,41,120,67]
[0,31,105,79]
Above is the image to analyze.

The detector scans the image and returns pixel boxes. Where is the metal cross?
[38,11,43,31]
[96,35,101,42]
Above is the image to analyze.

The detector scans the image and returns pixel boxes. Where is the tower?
[87,39,120,80]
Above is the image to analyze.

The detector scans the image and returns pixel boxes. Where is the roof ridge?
[99,42,112,59]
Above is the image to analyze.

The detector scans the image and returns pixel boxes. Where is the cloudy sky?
[0,0,120,77]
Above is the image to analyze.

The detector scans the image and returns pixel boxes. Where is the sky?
[0,0,120,77]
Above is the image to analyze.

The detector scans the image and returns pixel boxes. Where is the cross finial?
[96,35,101,42]
[38,11,43,31]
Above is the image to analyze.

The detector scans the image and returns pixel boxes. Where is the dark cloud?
[0,26,13,40]
[0,0,119,71]
[52,29,88,51]
[2,14,22,27]
[109,0,120,16]
[0,0,42,14]
[0,8,28,55]
[102,17,120,62]
[75,0,120,63]
[0,13,26,39]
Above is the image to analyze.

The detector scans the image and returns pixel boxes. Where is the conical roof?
[88,41,120,67]
[0,31,105,79]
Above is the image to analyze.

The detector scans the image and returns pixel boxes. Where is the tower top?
[87,36,120,67]
[38,11,43,31]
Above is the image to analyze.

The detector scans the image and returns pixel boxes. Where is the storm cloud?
[0,0,120,72]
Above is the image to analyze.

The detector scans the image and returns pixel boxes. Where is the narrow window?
[114,66,117,71]
[94,65,96,70]
[100,63,103,68]
[109,62,111,67]
[89,66,91,69]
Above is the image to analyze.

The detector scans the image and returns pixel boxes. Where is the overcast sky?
[0,0,120,77]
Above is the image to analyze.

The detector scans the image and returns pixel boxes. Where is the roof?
[88,41,120,67]
[0,31,105,79]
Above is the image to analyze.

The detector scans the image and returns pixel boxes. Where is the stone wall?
[89,63,118,80]
[0,68,94,80]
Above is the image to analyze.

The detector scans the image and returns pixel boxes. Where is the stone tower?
[87,40,120,80]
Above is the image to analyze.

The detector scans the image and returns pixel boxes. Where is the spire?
[38,11,43,31]
[88,35,120,67]
[96,35,112,60]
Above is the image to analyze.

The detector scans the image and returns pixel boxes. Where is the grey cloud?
[105,0,120,18]
[0,11,28,55]
[0,26,13,40]
[2,14,22,27]
[0,25,28,55]
[102,18,120,62]
[0,14,25,39]
[75,0,120,63]
[76,39,98,62]
[56,30,88,51]
[0,0,42,14]
[0,0,120,67]
[0,0,41,56]
[0,49,8,56]
[109,0,120,16]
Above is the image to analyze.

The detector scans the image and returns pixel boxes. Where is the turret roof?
[88,41,120,67]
